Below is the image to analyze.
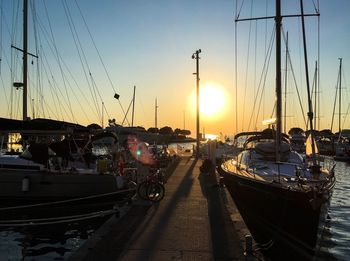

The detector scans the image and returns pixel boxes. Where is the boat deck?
[222,159,333,190]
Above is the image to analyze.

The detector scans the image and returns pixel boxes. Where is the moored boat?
[219,1,336,260]
[0,120,136,221]
[218,129,335,260]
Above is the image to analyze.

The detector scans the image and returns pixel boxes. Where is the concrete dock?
[69,156,260,260]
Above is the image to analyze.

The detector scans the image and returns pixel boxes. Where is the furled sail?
[306,134,318,156]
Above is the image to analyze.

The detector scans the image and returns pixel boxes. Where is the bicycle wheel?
[137,181,149,200]
[146,182,165,202]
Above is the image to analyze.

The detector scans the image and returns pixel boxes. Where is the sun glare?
[198,83,226,117]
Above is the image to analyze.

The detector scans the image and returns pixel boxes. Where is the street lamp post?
[192,49,201,158]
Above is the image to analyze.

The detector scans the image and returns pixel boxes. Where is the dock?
[69,156,261,260]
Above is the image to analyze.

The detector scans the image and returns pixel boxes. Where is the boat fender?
[116,175,124,189]
[22,176,30,192]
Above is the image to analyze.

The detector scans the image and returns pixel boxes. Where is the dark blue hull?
[218,166,334,260]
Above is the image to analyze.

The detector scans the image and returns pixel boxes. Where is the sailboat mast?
[339,58,342,133]
[275,0,282,162]
[23,0,28,120]
[300,0,317,166]
[131,85,136,127]
[155,98,158,129]
[283,32,289,134]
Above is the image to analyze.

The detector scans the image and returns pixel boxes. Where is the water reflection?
[0,212,112,260]
[316,161,350,261]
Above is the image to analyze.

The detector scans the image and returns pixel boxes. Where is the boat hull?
[218,165,333,260]
[0,169,134,220]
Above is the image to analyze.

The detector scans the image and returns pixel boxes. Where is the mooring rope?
[0,187,136,211]
[0,208,118,227]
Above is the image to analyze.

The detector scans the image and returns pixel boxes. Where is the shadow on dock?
[69,156,262,260]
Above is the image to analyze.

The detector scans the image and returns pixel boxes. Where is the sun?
[198,82,226,117]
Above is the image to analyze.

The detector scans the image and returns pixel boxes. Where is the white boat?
[0,118,135,223]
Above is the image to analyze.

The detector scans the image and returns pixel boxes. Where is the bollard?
[245,234,253,255]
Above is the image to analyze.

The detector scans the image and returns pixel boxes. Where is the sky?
[0,0,349,138]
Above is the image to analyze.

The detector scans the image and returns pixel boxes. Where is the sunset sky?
[0,0,349,137]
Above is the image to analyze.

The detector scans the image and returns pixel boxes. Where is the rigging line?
[64,0,104,121]
[39,17,92,123]
[241,0,253,131]
[29,0,40,118]
[0,0,10,112]
[316,0,320,130]
[122,98,133,126]
[62,0,101,121]
[34,17,92,122]
[89,71,103,121]
[39,43,71,121]
[10,0,21,119]
[341,63,348,102]
[43,0,75,122]
[253,19,258,130]
[247,26,274,131]
[300,0,317,166]
[311,0,319,14]
[2,209,117,223]
[282,28,307,128]
[0,47,14,116]
[235,0,245,21]
[341,103,350,131]
[262,0,268,124]
[137,93,148,126]
[41,45,72,121]
[52,54,92,122]
[39,50,63,119]
[330,64,341,132]
[253,32,274,130]
[49,75,71,121]
[30,0,44,118]
[234,8,238,134]
[102,102,112,122]
[74,0,129,123]
[0,0,2,73]
[311,62,317,120]
[74,0,114,93]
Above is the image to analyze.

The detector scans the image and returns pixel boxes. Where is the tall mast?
[300,0,317,166]
[275,0,282,162]
[155,98,158,129]
[131,85,136,127]
[313,61,318,130]
[283,32,289,134]
[23,0,28,120]
[102,102,104,128]
[338,58,342,133]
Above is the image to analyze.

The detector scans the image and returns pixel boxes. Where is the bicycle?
[137,168,165,202]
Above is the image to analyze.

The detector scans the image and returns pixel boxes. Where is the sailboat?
[0,1,135,220]
[331,58,350,161]
[218,1,336,260]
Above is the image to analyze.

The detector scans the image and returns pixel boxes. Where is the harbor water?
[0,156,349,260]
[316,161,350,261]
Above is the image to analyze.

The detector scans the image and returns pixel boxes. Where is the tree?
[180,129,191,136]
[147,127,159,133]
[159,126,173,135]
[174,128,181,136]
